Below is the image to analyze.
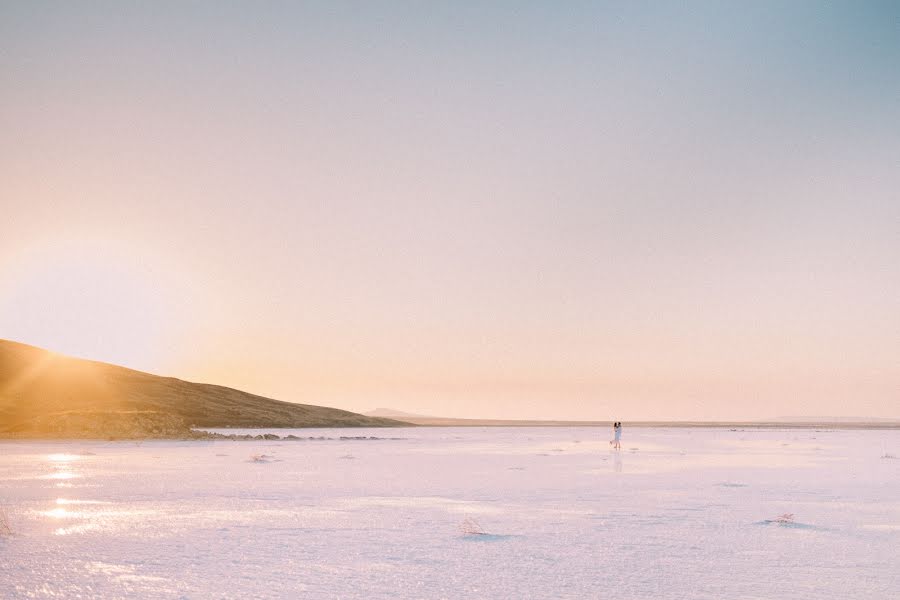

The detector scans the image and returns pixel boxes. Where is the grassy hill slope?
[0,340,405,437]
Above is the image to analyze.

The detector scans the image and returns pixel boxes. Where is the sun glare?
[41,472,81,480]
[47,454,80,463]
[0,242,184,371]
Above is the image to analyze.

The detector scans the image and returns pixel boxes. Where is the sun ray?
[0,347,59,398]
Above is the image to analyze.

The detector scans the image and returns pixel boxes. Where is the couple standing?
[610,421,622,450]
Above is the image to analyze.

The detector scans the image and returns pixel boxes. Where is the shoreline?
[386,418,900,429]
[2,421,899,441]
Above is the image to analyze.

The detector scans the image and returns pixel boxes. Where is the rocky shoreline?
[0,410,411,441]
[203,433,407,441]
[0,429,407,441]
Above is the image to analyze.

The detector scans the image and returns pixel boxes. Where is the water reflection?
[37,498,154,536]
[41,472,81,480]
[47,453,80,462]
[55,523,101,536]
[40,452,85,483]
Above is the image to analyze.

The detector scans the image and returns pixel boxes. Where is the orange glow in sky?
[1,3,898,420]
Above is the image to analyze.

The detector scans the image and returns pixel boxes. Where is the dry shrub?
[0,507,12,536]
[773,513,795,523]
[460,517,486,535]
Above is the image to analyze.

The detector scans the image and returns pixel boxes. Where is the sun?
[0,241,181,372]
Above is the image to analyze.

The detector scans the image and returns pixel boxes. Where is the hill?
[365,408,436,419]
[0,340,406,437]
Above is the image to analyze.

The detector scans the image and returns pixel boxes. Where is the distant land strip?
[394,416,900,429]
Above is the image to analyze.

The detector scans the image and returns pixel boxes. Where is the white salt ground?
[1,427,898,599]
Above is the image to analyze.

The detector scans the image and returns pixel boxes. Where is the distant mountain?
[0,340,407,437]
[365,408,611,426]
[369,407,900,429]
[773,416,898,423]
[365,407,436,419]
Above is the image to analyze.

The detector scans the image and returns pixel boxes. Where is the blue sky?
[1,2,898,419]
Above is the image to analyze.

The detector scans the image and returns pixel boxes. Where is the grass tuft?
[0,507,12,536]
[460,517,487,535]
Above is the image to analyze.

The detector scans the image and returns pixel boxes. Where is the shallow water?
[1,427,898,599]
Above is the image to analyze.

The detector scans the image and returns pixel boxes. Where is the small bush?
[773,513,794,523]
[0,507,12,536]
[460,517,486,535]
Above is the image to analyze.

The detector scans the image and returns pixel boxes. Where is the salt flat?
[1,427,898,599]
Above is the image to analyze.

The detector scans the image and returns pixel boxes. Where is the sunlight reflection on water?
[47,453,80,462]
[40,472,81,480]
[42,507,71,519]
[37,503,157,536]
[55,523,101,536]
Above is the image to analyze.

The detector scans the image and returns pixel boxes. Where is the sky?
[1,1,898,420]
